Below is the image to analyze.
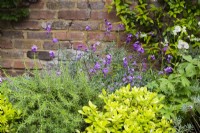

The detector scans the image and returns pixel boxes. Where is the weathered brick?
[29,11,56,20]
[13,60,42,69]
[58,10,90,20]
[70,21,100,31]
[90,2,105,10]
[27,32,52,39]
[0,39,13,49]
[46,1,75,10]
[43,41,71,50]
[72,41,86,50]
[77,1,89,9]
[67,32,85,41]
[88,32,117,41]
[27,51,52,61]
[0,50,25,59]
[53,32,67,41]
[13,21,40,30]
[2,31,24,38]
[51,21,71,30]
[14,40,42,49]
[0,60,13,68]
[91,11,119,21]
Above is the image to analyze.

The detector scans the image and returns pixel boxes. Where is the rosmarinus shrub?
[0,92,21,133]
[2,63,102,133]
[78,84,176,133]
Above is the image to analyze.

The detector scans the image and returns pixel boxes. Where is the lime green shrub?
[79,85,175,133]
[0,93,21,133]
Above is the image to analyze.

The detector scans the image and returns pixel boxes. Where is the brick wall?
[0,0,123,76]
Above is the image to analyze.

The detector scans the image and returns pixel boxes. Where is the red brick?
[77,1,88,9]
[51,21,71,30]
[13,21,40,30]
[58,10,90,20]
[67,32,85,41]
[72,41,87,50]
[0,60,13,68]
[46,1,75,10]
[29,11,56,20]
[0,39,13,49]
[2,31,24,39]
[13,60,42,69]
[90,2,105,10]
[53,32,67,41]
[14,40,42,49]
[1,69,25,77]
[91,11,119,21]
[43,41,71,50]
[70,21,100,31]
[0,50,25,59]
[88,32,117,41]
[27,32,52,39]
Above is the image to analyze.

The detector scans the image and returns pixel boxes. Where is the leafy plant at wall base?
[147,55,200,132]
[0,92,22,133]
[79,84,175,133]
[107,0,200,67]
[1,63,102,133]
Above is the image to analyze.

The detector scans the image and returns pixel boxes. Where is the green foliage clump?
[2,63,101,133]
[0,92,21,133]
[108,0,200,66]
[0,0,29,21]
[79,85,175,133]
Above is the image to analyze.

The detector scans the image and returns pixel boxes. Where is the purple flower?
[77,53,83,60]
[90,44,97,52]
[137,47,144,53]
[31,45,38,53]
[118,24,124,30]
[164,66,173,74]
[85,25,91,31]
[123,57,128,68]
[142,63,147,71]
[127,75,134,82]
[132,61,137,66]
[162,46,168,52]
[158,71,164,75]
[137,75,142,80]
[77,44,83,50]
[126,34,133,44]
[56,71,61,76]
[135,32,140,39]
[49,51,55,58]
[128,68,134,74]
[150,55,156,60]
[94,62,101,70]
[0,77,2,83]
[166,55,173,63]
[89,68,96,74]
[104,54,112,65]
[46,24,51,34]
[105,19,112,34]
[102,68,109,77]
[53,38,58,43]
[133,41,140,50]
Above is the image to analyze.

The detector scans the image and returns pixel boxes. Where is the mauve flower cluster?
[104,19,112,34]
[126,34,133,44]
[133,41,144,53]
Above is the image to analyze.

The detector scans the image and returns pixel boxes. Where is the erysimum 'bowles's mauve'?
[49,51,55,58]
[85,25,91,31]
[164,66,173,74]
[166,55,173,63]
[53,38,58,43]
[94,62,101,70]
[102,68,109,77]
[126,34,133,44]
[31,45,38,53]
[123,57,128,68]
